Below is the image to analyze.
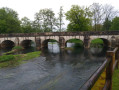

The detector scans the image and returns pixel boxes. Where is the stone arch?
[90,38,110,48]
[20,39,36,48]
[1,40,15,48]
[42,39,59,48]
[65,38,84,47]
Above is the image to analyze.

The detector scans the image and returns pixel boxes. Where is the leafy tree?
[0,7,21,33]
[65,5,92,32]
[102,18,112,30]
[34,8,57,32]
[90,3,118,31]
[21,17,33,33]
[111,17,119,30]
[57,6,64,32]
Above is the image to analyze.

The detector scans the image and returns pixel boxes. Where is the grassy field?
[0,51,41,68]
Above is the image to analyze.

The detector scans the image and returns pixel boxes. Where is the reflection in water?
[0,42,107,90]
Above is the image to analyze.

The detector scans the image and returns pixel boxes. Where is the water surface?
[0,43,107,90]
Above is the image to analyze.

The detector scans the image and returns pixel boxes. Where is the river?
[0,43,107,90]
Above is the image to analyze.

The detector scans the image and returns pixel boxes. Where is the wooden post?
[106,51,115,90]
[116,45,119,69]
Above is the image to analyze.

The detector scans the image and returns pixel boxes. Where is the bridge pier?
[35,38,42,50]
[59,37,65,48]
[84,36,90,48]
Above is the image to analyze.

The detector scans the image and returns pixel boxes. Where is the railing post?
[106,51,115,90]
[116,45,119,69]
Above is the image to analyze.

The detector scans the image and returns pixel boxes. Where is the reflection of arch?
[42,39,59,48]
[65,39,84,47]
[1,40,15,48]
[20,39,35,48]
[91,38,110,47]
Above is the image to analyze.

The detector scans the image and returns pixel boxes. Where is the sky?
[0,0,119,21]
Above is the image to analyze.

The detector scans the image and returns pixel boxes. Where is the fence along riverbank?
[80,45,119,90]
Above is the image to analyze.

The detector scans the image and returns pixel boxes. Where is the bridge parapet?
[1,31,119,37]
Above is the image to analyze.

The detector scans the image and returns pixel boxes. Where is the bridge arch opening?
[65,39,84,48]
[90,38,110,48]
[1,40,15,48]
[42,39,59,48]
[20,40,36,48]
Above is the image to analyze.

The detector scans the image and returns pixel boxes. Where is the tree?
[57,6,64,32]
[34,8,57,32]
[65,5,92,32]
[90,3,118,31]
[0,7,21,33]
[102,18,112,30]
[21,17,33,33]
[90,3,103,31]
[103,4,118,21]
[111,17,119,30]
[102,4,118,31]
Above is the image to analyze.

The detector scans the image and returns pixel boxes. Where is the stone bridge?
[0,31,119,49]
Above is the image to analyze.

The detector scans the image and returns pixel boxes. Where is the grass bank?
[67,39,83,44]
[0,51,41,68]
[90,38,104,48]
[92,65,119,90]
[91,38,103,44]
[112,68,119,90]
[3,46,24,55]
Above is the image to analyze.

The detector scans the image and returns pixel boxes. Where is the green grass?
[0,55,15,62]
[112,68,119,90]
[64,47,74,50]
[0,51,41,68]
[90,38,104,48]
[12,46,24,50]
[67,39,83,44]
[3,46,24,55]
[91,38,103,44]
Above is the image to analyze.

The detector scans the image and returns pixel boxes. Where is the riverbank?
[0,51,41,68]
[112,67,119,90]
[92,65,119,90]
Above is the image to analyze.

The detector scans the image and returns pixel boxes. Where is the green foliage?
[91,38,103,44]
[91,38,103,47]
[0,51,41,68]
[49,39,57,42]
[111,17,119,30]
[58,6,64,32]
[0,55,15,62]
[21,17,33,33]
[67,39,83,44]
[34,8,57,32]
[12,46,23,50]
[3,46,23,55]
[65,5,92,31]
[112,68,119,90]
[67,39,83,47]
[3,51,15,55]
[103,18,112,31]
[0,7,21,33]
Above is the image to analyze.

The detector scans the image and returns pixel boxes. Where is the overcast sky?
[0,0,119,20]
